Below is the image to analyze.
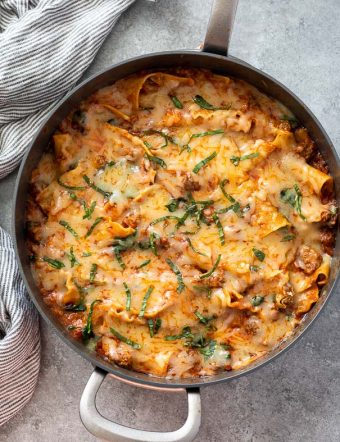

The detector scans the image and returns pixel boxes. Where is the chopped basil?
[83,175,112,199]
[114,247,125,269]
[230,152,259,166]
[280,114,298,125]
[149,232,159,256]
[82,299,102,341]
[199,254,221,279]
[251,295,264,307]
[212,213,225,245]
[186,237,207,256]
[57,178,86,191]
[194,311,212,325]
[67,246,79,268]
[193,152,217,174]
[138,259,151,269]
[83,201,96,220]
[59,220,79,238]
[165,197,186,212]
[89,263,97,283]
[219,179,235,203]
[82,252,92,257]
[166,258,185,293]
[110,327,141,349]
[281,234,296,242]
[192,285,212,299]
[193,95,231,111]
[64,303,86,312]
[123,282,132,311]
[249,265,259,272]
[165,326,193,341]
[146,154,167,168]
[138,286,154,318]
[199,340,217,360]
[148,318,162,337]
[252,247,265,261]
[170,95,183,109]
[150,215,181,225]
[280,184,306,220]
[181,129,223,154]
[85,217,103,238]
[42,256,65,269]
[143,129,176,148]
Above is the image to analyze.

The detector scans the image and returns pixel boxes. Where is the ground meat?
[184,173,201,191]
[320,227,336,256]
[205,268,225,288]
[308,150,329,174]
[294,127,316,161]
[320,203,337,227]
[122,212,141,229]
[294,245,322,275]
[159,237,170,249]
[275,283,295,309]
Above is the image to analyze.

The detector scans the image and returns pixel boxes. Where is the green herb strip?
[166,259,185,293]
[150,215,181,225]
[143,129,176,149]
[219,179,236,203]
[59,220,79,238]
[280,114,298,124]
[138,286,154,318]
[148,318,162,337]
[212,213,225,245]
[42,256,65,269]
[280,184,306,220]
[170,95,183,109]
[199,254,221,279]
[230,152,259,166]
[110,327,141,349]
[57,178,86,191]
[123,282,132,311]
[194,311,211,325]
[138,259,151,269]
[83,175,112,199]
[82,299,102,341]
[199,340,217,360]
[165,326,193,341]
[64,304,86,312]
[251,296,264,307]
[83,201,96,220]
[192,285,212,299]
[114,247,125,269]
[281,234,296,242]
[89,263,97,283]
[85,217,103,238]
[67,247,79,268]
[181,129,224,154]
[249,265,260,272]
[146,154,167,168]
[186,237,207,256]
[149,232,159,256]
[193,95,231,111]
[193,152,217,174]
[82,252,92,257]
[252,247,265,261]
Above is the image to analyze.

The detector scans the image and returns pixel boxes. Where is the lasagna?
[26,69,337,378]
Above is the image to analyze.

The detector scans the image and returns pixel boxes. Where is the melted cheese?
[27,68,335,379]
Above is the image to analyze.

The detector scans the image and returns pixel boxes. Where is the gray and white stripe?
[0,0,135,427]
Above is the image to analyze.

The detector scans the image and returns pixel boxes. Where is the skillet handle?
[203,0,239,55]
[80,367,201,442]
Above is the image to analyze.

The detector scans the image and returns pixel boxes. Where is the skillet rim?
[12,49,340,389]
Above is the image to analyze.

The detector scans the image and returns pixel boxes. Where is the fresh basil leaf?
[59,220,79,238]
[42,256,65,269]
[166,259,185,293]
[138,286,154,318]
[170,95,183,109]
[193,152,217,174]
[230,152,259,166]
[199,254,221,279]
[110,327,141,349]
[82,299,102,341]
[251,295,264,307]
[252,247,265,261]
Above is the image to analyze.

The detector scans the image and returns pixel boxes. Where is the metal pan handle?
[203,0,239,55]
[80,367,201,442]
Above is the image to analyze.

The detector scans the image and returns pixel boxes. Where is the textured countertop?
[1,1,340,441]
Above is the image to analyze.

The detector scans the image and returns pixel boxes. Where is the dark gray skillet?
[12,0,340,440]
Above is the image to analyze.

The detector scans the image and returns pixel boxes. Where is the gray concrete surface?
[1,0,340,441]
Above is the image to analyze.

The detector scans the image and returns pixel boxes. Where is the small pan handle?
[203,0,239,55]
[80,367,201,442]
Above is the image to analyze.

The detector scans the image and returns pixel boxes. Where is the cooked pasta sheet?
[26,69,337,378]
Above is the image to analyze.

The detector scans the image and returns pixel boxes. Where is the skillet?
[13,1,340,440]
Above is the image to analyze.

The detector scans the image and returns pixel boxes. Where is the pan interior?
[13,51,340,388]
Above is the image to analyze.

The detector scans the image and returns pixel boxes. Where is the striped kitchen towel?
[0,0,135,427]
